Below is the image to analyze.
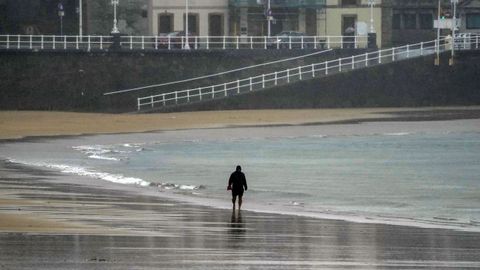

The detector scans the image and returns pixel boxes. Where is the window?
[419,13,433,29]
[466,13,480,29]
[393,13,401,29]
[342,0,358,6]
[403,13,416,29]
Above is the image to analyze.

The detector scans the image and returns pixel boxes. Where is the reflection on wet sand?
[1,161,480,269]
[229,210,245,239]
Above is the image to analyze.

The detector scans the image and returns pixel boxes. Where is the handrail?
[2,33,478,52]
[120,35,367,50]
[0,35,112,51]
[137,37,466,111]
[0,34,368,51]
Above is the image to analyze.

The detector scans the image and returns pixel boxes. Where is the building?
[382,0,480,47]
[147,0,382,46]
[320,0,382,48]
[457,0,480,34]
[228,0,325,36]
[148,0,229,36]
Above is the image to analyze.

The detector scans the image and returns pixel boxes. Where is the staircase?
[137,34,479,112]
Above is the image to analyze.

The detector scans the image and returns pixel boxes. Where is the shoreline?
[1,106,480,141]
[2,110,480,268]
[3,155,480,235]
[1,159,480,269]
[2,116,480,234]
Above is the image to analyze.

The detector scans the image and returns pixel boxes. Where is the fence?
[137,38,453,111]
[0,35,112,51]
[120,35,368,50]
[0,34,368,52]
[454,33,480,50]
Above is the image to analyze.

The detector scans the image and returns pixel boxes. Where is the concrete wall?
[0,50,478,113]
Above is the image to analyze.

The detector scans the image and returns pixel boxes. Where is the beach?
[1,107,480,269]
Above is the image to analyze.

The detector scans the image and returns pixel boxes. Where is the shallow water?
[2,120,480,231]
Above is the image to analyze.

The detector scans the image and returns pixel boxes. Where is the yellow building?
[147,0,382,47]
[148,0,229,36]
[320,0,382,47]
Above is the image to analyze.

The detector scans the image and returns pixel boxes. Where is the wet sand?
[2,107,480,269]
[1,106,480,140]
[1,160,480,269]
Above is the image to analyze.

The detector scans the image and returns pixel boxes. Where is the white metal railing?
[453,32,480,50]
[1,33,478,53]
[0,35,112,51]
[137,37,464,111]
[0,34,367,51]
[120,35,368,50]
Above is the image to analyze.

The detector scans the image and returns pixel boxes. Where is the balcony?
[229,0,326,8]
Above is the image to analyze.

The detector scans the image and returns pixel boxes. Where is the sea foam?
[6,158,151,187]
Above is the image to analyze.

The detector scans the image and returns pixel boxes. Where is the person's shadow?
[228,210,246,239]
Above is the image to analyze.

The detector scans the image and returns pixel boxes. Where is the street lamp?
[184,0,190,50]
[368,0,375,33]
[78,0,83,37]
[58,3,65,35]
[450,0,458,65]
[266,0,271,37]
[111,0,120,34]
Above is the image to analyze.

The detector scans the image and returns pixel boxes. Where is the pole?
[79,0,83,37]
[184,0,190,49]
[267,0,271,37]
[435,0,441,66]
[369,0,375,33]
[450,0,458,66]
[58,3,65,36]
[111,0,119,34]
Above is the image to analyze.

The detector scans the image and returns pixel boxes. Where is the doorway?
[306,8,317,36]
[209,14,224,36]
[342,15,357,48]
[158,14,173,34]
[342,15,357,34]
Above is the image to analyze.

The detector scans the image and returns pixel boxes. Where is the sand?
[2,106,480,140]
[2,107,480,268]
[1,160,480,269]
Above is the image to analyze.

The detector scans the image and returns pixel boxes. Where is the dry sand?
[1,107,480,140]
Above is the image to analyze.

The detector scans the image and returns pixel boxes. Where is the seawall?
[0,49,479,112]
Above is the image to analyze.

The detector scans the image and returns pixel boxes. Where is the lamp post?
[435,0,441,65]
[78,0,83,37]
[368,0,375,33]
[267,0,271,37]
[58,3,65,35]
[111,0,120,34]
[450,0,458,66]
[184,0,190,50]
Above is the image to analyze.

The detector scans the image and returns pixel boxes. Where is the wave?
[73,145,120,161]
[383,132,412,136]
[149,181,205,191]
[73,143,148,161]
[6,158,151,187]
[87,154,121,161]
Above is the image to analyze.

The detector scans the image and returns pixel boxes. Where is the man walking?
[228,165,248,210]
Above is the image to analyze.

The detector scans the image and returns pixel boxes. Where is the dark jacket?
[228,171,247,192]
